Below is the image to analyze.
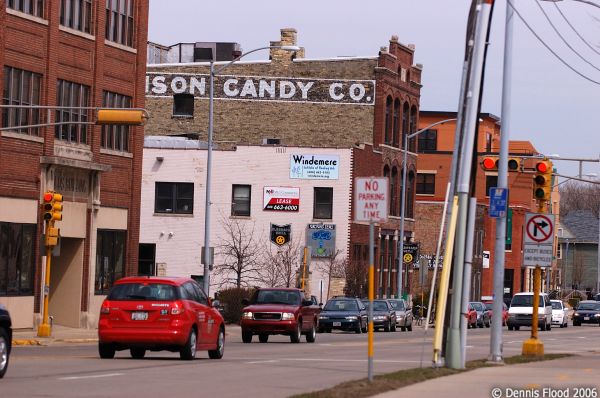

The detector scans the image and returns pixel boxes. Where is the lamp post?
[541,0,600,8]
[202,45,299,296]
[397,118,457,299]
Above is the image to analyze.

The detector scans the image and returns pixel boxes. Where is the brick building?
[414,111,559,302]
[144,28,423,298]
[0,1,148,328]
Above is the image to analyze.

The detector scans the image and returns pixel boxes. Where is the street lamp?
[541,0,600,8]
[202,45,300,296]
[397,118,457,298]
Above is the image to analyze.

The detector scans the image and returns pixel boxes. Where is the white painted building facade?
[140,137,352,300]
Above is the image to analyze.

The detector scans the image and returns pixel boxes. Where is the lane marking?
[58,373,124,381]
[246,360,280,364]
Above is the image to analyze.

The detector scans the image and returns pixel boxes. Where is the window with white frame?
[105,0,135,47]
[2,66,42,136]
[7,0,45,18]
[55,79,90,144]
[60,0,93,33]
[231,184,251,217]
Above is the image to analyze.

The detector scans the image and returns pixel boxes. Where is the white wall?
[141,144,352,297]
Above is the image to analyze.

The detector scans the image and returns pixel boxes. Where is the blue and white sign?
[290,154,339,180]
[489,187,508,218]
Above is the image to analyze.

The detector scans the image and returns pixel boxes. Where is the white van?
[507,292,552,331]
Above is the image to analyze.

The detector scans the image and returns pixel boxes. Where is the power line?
[507,0,600,85]
[534,0,600,73]
[552,1,600,57]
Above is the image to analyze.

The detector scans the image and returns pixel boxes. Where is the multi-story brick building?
[144,28,423,298]
[0,1,148,328]
[414,111,559,302]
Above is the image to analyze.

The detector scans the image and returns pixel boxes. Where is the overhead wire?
[534,0,600,73]
[552,1,600,57]
[506,0,600,85]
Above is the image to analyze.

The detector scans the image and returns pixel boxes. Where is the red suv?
[240,288,320,343]
[98,276,224,360]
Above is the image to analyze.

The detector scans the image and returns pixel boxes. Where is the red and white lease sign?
[263,186,300,212]
[355,177,388,223]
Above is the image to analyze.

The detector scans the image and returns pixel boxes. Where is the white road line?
[58,373,124,381]
[246,360,280,364]
[282,358,421,363]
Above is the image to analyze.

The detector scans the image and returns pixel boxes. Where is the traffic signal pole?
[37,243,53,337]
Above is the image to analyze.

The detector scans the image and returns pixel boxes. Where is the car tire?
[361,321,367,333]
[0,328,10,378]
[400,326,406,332]
[546,322,551,331]
[180,328,197,360]
[98,342,116,359]
[508,325,514,331]
[326,328,332,333]
[355,321,362,334]
[384,321,391,332]
[130,348,146,359]
[242,329,253,343]
[515,326,520,331]
[391,321,397,332]
[208,327,225,359]
[485,320,490,328]
[306,322,316,343]
[290,320,301,343]
[258,333,269,343]
[407,322,413,332]
[574,321,580,326]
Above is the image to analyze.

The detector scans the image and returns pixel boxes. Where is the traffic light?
[481,156,521,171]
[45,226,59,247]
[533,159,553,202]
[96,109,147,125]
[41,191,63,222]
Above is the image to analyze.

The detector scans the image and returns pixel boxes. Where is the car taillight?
[171,301,184,315]
[100,301,110,314]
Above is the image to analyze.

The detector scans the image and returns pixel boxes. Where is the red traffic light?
[536,162,548,173]
[43,192,53,202]
[482,157,498,170]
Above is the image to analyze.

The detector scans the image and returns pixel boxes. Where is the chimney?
[270,28,304,64]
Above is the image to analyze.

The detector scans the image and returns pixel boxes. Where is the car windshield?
[254,290,300,305]
[364,301,389,311]
[551,301,563,310]
[578,302,600,311]
[470,302,484,311]
[510,295,534,307]
[388,300,405,310]
[484,303,493,311]
[324,300,358,311]
[108,283,178,301]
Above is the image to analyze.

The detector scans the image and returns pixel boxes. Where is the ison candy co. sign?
[146,73,375,105]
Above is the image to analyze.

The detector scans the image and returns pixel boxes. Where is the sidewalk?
[374,351,600,398]
[12,323,243,346]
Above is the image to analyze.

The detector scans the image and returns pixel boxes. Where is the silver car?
[550,299,569,328]
[388,299,413,331]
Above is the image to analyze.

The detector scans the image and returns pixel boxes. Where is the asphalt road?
[3,324,600,398]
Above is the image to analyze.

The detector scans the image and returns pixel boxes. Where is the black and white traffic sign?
[524,213,555,245]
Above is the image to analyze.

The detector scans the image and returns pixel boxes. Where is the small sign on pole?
[355,177,388,223]
[489,187,508,218]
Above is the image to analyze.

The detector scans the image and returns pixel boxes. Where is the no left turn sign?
[524,213,555,245]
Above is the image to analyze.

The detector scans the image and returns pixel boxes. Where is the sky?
[148,0,600,179]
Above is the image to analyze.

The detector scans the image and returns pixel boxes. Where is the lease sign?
[263,187,300,212]
[354,177,388,223]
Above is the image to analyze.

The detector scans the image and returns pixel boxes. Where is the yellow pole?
[432,196,459,364]
[367,222,375,382]
[301,247,308,290]
[522,265,544,356]
[37,222,53,337]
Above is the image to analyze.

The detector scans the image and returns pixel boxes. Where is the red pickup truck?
[240,288,320,343]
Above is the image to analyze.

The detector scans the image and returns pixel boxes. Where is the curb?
[12,339,45,346]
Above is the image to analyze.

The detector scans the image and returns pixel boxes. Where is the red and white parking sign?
[354,177,388,223]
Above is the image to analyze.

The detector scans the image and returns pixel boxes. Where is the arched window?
[402,102,409,150]
[398,168,404,217]
[406,170,415,218]
[409,105,418,152]
[393,99,400,147]
[391,167,398,216]
[384,96,393,144]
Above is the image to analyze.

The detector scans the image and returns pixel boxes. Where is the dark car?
[318,297,367,334]
[469,301,490,328]
[240,288,320,343]
[388,299,413,331]
[362,299,397,332]
[98,276,225,360]
[0,304,12,378]
[572,300,600,326]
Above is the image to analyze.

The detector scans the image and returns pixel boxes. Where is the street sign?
[354,177,388,223]
[482,250,490,269]
[270,224,291,246]
[489,187,508,218]
[524,213,555,245]
[523,244,553,268]
[402,242,419,265]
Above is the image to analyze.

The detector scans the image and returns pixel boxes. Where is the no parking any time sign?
[354,177,388,223]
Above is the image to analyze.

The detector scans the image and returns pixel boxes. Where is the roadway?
[3,325,599,397]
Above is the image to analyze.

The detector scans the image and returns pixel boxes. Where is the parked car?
[98,276,225,360]
[361,299,397,332]
[469,301,490,328]
[550,299,569,328]
[240,288,320,343]
[483,301,508,326]
[0,304,12,378]
[318,297,367,333]
[466,303,478,329]
[388,299,413,331]
[572,300,600,326]
[507,292,552,331]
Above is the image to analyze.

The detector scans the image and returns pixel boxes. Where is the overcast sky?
[148,0,600,179]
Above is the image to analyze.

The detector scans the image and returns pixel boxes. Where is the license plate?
[584,317,590,321]
[132,311,148,321]
[333,322,341,327]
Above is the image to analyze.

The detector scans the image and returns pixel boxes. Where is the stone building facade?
[0,1,149,328]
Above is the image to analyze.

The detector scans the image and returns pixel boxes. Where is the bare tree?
[259,238,304,288]
[214,216,262,289]
[344,257,368,298]
[560,180,600,217]
[316,249,347,300]
[571,251,585,290]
